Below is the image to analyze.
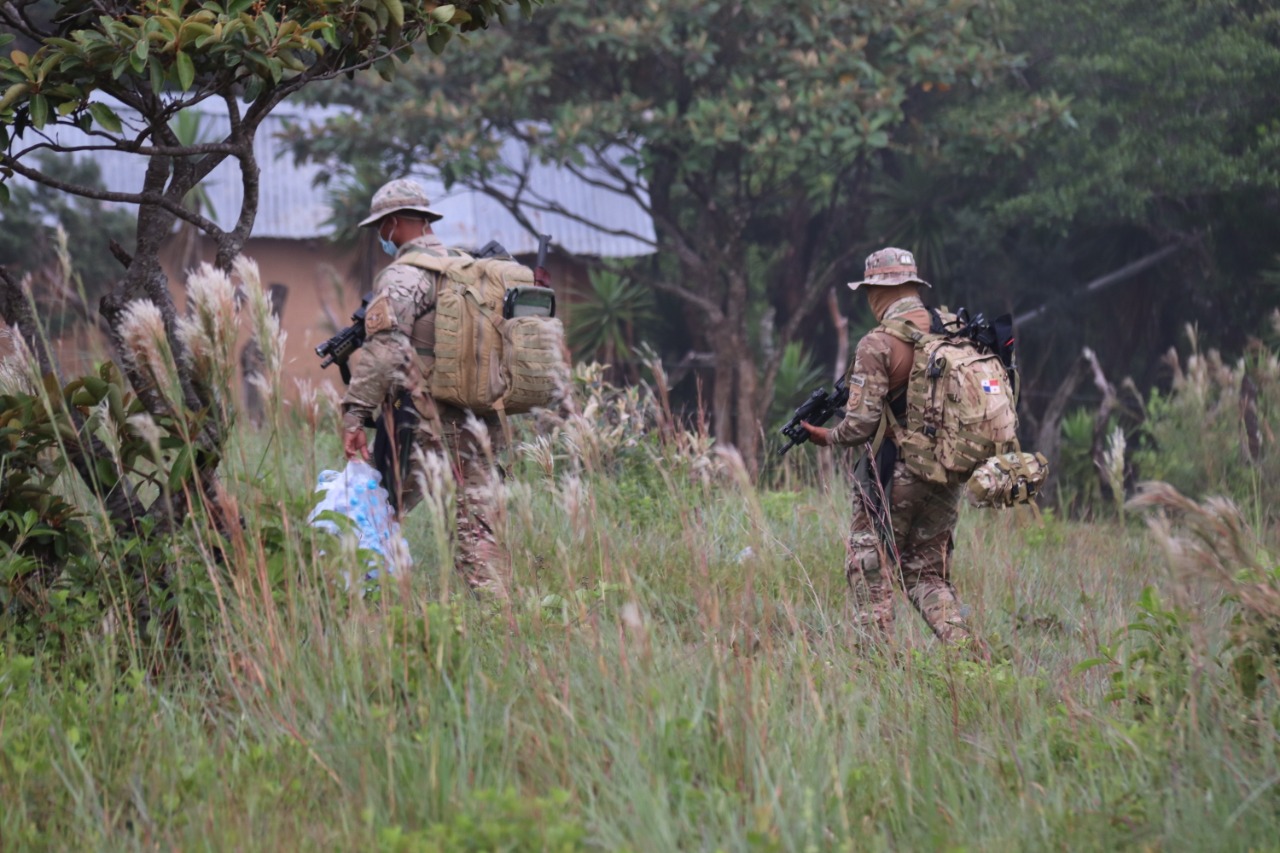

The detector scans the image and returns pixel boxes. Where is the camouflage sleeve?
[340,263,437,431]
[829,331,893,447]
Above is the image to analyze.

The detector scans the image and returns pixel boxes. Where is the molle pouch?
[965,452,1050,509]
[503,286,557,319]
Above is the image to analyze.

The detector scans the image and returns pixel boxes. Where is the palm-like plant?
[568,268,656,371]
[865,158,954,282]
[767,341,828,431]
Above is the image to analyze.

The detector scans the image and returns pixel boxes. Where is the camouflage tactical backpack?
[879,309,1019,484]
[400,251,568,416]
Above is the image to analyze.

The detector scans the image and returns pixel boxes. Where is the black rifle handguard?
[778,377,850,455]
[315,293,373,385]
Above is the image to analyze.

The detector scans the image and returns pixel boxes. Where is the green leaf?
[167,447,193,493]
[427,26,452,54]
[175,50,195,91]
[148,57,164,93]
[384,0,405,28]
[28,94,48,129]
[243,76,263,103]
[0,183,9,207]
[88,102,123,133]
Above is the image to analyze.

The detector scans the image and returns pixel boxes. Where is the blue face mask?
[378,218,398,256]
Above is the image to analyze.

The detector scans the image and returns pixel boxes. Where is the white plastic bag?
[308,460,412,581]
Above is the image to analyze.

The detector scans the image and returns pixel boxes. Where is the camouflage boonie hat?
[847,247,931,290]
[358,178,443,227]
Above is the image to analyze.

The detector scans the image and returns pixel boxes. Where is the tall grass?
[1,296,1278,850]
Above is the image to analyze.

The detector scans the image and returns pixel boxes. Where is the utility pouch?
[965,451,1049,509]
[503,285,556,319]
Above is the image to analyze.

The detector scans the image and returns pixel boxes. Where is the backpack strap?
[878,318,926,345]
[397,250,473,274]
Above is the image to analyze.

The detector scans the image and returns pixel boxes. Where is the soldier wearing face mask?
[340,179,509,598]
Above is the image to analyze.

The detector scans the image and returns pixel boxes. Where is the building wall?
[160,234,593,406]
[19,234,593,409]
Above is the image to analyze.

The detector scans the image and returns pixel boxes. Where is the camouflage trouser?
[394,406,510,598]
[846,458,970,644]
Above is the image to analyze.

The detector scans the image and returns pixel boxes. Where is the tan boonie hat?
[847,247,931,290]
[358,178,443,227]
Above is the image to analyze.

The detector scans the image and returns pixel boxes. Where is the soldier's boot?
[846,532,895,646]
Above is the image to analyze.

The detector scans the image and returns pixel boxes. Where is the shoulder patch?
[849,374,866,387]
[364,297,395,335]
[847,384,864,410]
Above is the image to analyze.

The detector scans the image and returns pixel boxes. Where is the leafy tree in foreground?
[294,0,1029,466]
[0,1,532,563]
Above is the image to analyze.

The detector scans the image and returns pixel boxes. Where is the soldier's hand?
[800,422,832,447]
[343,426,370,462]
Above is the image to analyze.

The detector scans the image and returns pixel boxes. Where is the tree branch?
[1015,240,1191,327]
[1,154,225,238]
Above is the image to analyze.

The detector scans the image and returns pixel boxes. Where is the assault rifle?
[315,294,372,385]
[778,377,850,455]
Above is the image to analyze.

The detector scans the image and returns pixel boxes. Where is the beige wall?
[161,234,364,398]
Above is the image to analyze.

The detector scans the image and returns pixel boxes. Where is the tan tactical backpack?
[400,251,568,415]
[879,311,1019,484]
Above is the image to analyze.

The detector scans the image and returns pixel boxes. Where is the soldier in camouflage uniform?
[801,248,973,645]
[342,179,509,597]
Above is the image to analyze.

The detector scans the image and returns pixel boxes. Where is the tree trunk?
[1083,347,1119,507]
[827,287,849,383]
[735,349,760,476]
[1035,351,1088,505]
[710,327,735,449]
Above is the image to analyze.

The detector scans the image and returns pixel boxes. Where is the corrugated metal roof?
[13,96,655,258]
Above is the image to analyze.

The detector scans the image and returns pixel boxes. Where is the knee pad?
[846,534,882,583]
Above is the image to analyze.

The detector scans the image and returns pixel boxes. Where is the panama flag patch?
[981,378,1001,395]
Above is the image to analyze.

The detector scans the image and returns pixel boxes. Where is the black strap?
[888,386,908,423]
[371,390,420,515]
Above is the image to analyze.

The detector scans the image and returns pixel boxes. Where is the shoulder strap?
[879,319,928,345]
[398,250,474,273]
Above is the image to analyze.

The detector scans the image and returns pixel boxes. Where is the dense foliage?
[293,0,1037,464]
[294,0,1280,465]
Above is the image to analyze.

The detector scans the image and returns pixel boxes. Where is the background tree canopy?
[293,0,1280,467]
[294,0,1041,466]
